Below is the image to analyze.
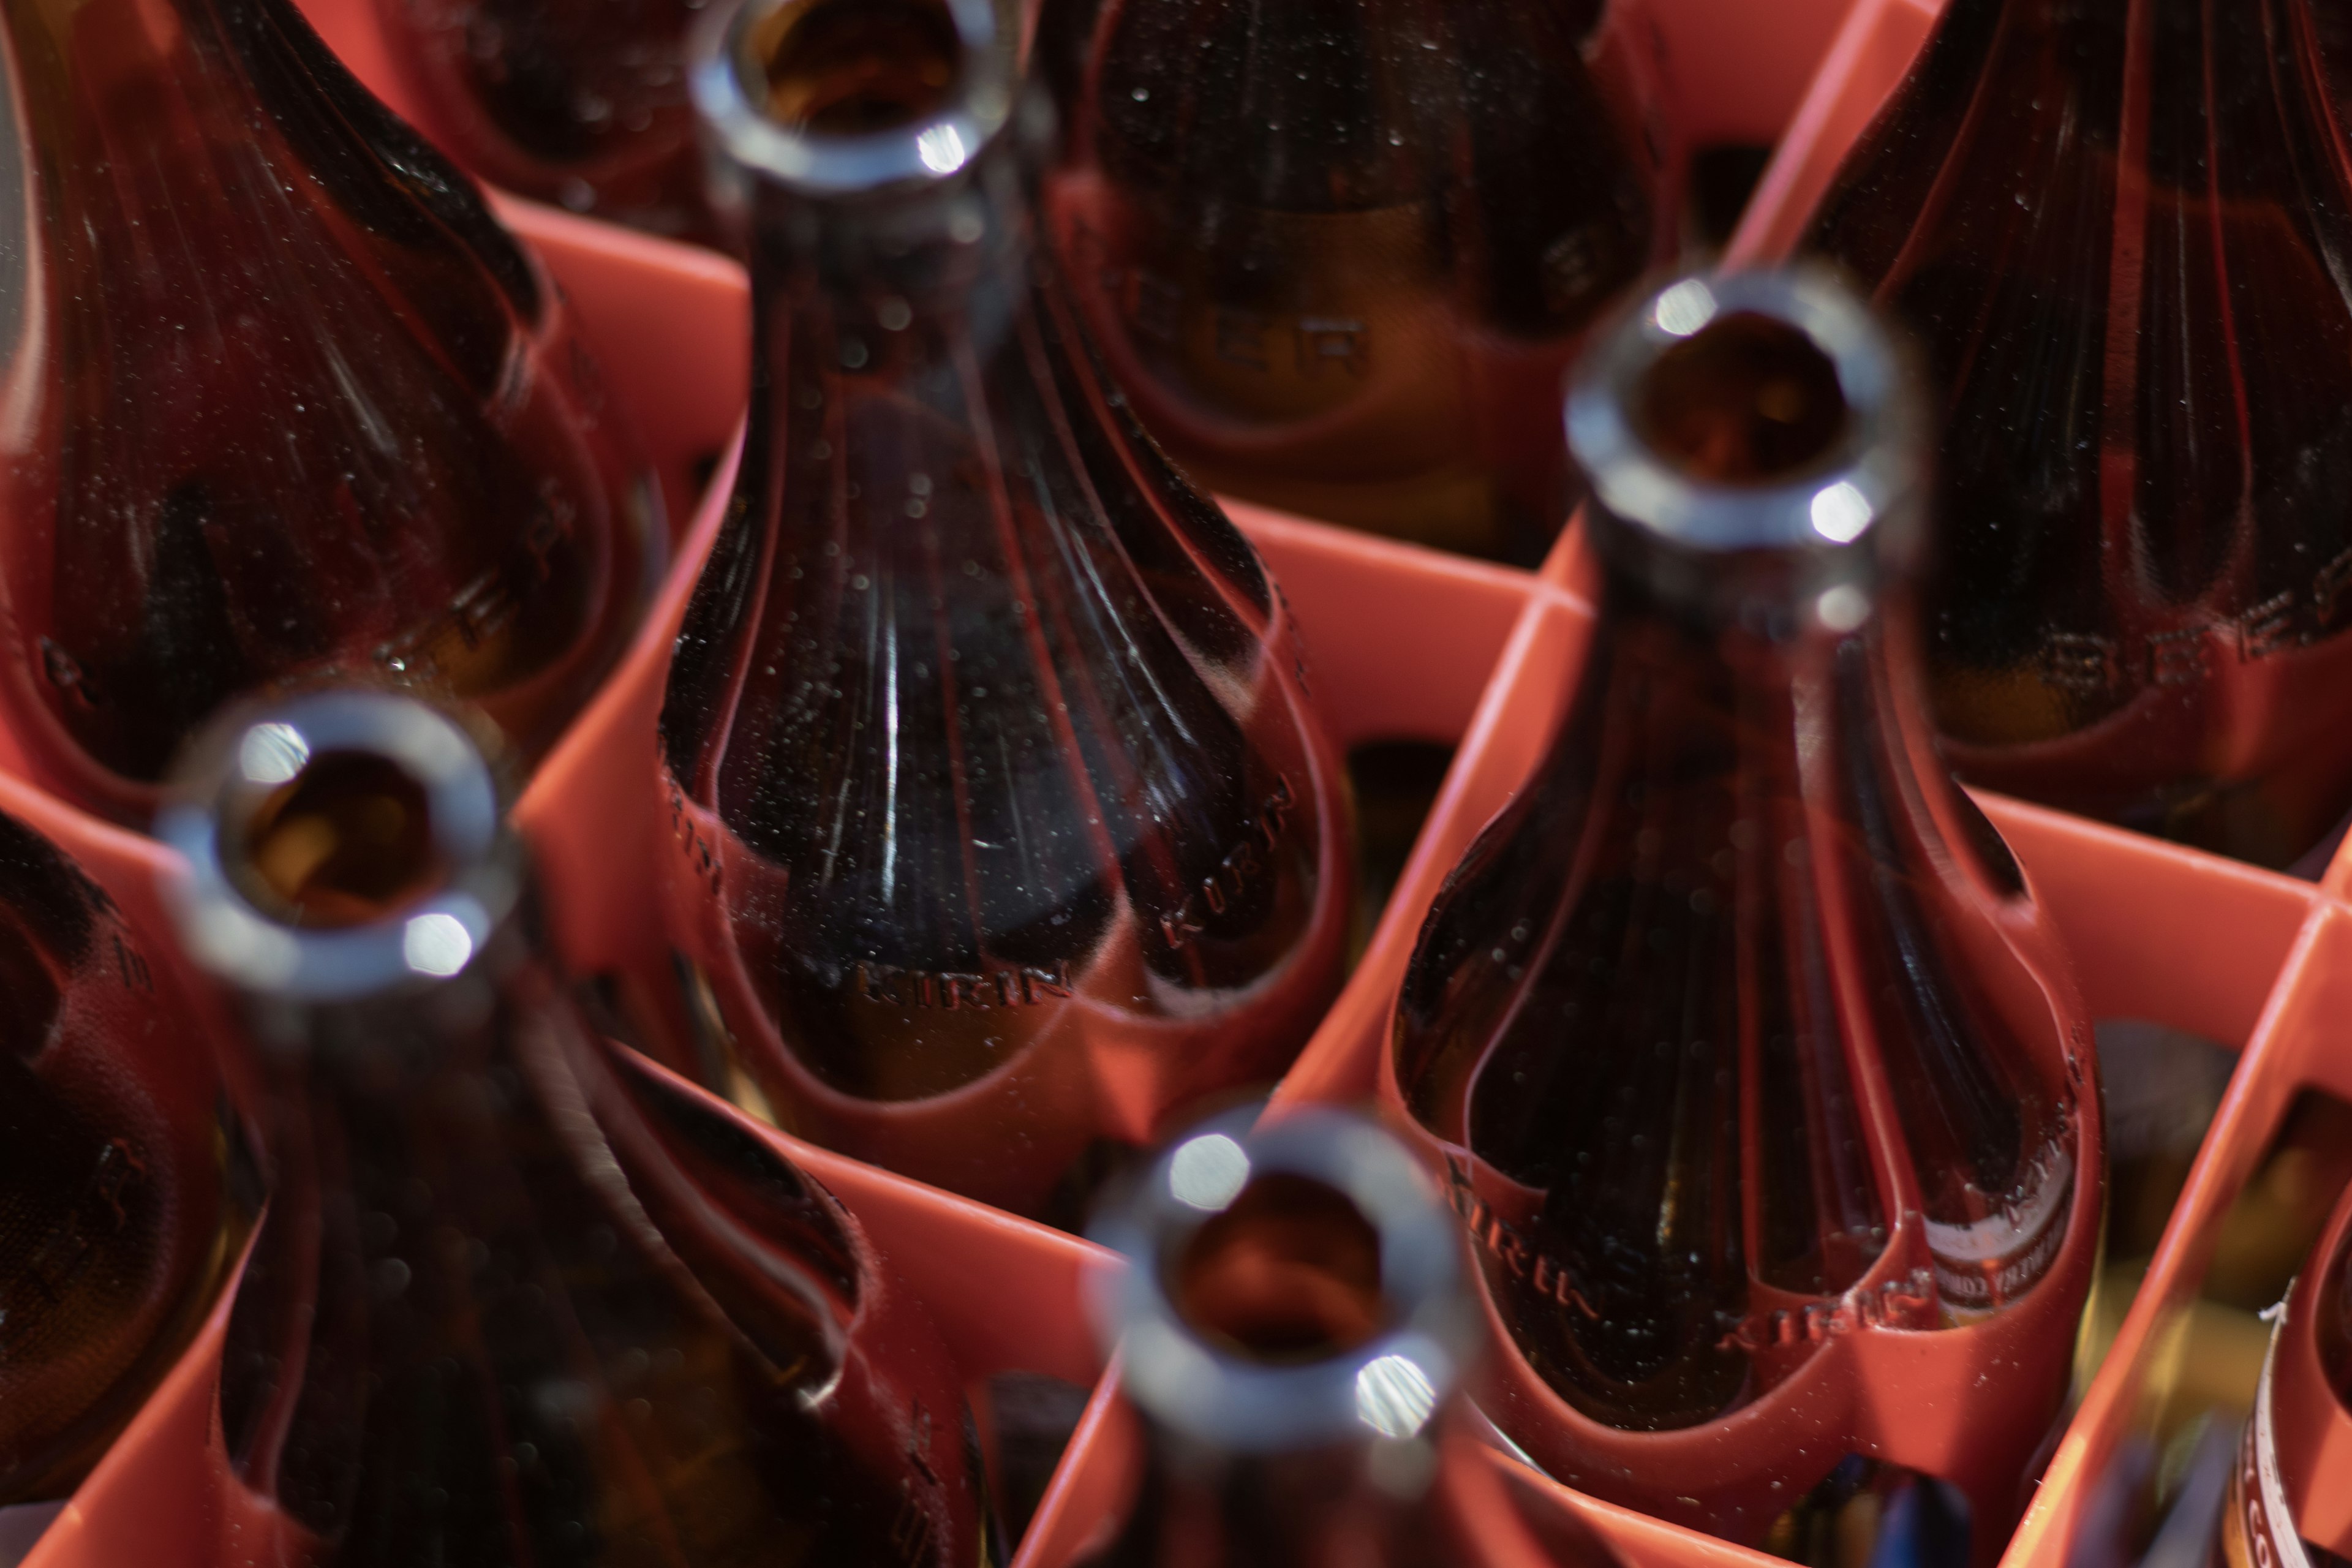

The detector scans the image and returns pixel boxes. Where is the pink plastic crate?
[43,4,2237,1567]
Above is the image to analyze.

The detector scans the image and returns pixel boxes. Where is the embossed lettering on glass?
[657,0,1352,1222]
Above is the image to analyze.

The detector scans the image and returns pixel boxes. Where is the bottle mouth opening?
[1172,1170,1388,1363]
[233,748,446,929]
[1567,269,1918,557]
[159,692,511,1003]
[1093,1109,1472,1454]
[696,0,1009,197]
[1633,311,1851,484]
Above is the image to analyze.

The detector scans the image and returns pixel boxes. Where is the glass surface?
[1042,0,1656,563]
[0,810,250,1503]
[1803,0,2352,869]
[197,712,989,1567]
[1085,1121,1621,1568]
[0,0,661,825]
[2212,1155,2352,1568]
[1391,286,2092,1523]
[659,0,1351,1221]
[2060,1087,2352,1568]
[375,0,717,244]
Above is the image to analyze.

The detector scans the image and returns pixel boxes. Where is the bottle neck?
[740,99,1043,419]
[1110,1403,1464,1566]
[1574,507,2069,1257]
[244,876,854,1396]
[1586,496,1890,646]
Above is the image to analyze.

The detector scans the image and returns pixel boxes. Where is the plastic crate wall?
[14,1,2290,1566]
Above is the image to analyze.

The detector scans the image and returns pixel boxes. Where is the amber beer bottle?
[159,691,989,1567]
[1389,271,2102,1553]
[1044,0,1658,564]
[1803,0,2352,869]
[0,0,663,826]
[372,0,718,244]
[2215,1182,2352,1568]
[1082,1106,1623,1568]
[0,809,253,1510]
[657,0,1351,1222]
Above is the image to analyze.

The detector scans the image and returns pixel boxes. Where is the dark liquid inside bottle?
[658,0,1349,1220]
[0,810,248,1502]
[1803,0,2352,867]
[0,0,659,823]
[188,714,989,1568]
[1392,289,2087,1466]
[1046,0,1655,563]
[374,0,718,244]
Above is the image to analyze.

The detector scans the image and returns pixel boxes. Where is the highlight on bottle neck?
[1565,268,1923,626]
[158,690,518,1005]
[1091,1108,1477,1462]
[692,0,1012,203]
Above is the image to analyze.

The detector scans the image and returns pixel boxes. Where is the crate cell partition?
[21,1,2283,1566]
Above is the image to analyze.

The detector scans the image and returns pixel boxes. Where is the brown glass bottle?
[1042,0,1657,564]
[1082,1106,1624,1568]
[1389,271,2101,1548]
[0,0,663,827]
[0,807,254,1509]
[1802,0,2352,869]
[656,0,1351,1222]
[160,691,990,1567]
[373,0,718,244]
[2212,1181,2352,1568]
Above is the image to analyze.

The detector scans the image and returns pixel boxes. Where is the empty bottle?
[1082,1104,1624,1568]
[372,0,718,244]
[1389,270,2101,1553]
[0,807,255,1510]
[2217,1178,2352,1568]
[1042,0,1659,564]
[0,0,664,826]
[657,0,1352,1222]
[1802,0,2352,869]
[159,690,989,1567]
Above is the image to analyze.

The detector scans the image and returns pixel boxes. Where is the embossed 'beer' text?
[851,959,1072,1011]
[1159,774,1297,950]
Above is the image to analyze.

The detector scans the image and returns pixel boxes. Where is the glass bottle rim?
[1090,1106,1476,1455]
[691,0,1012,200]
[159,690,515,1005]
[1566,267,1922,564]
